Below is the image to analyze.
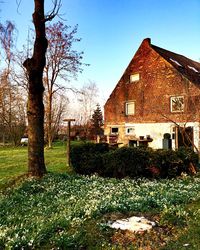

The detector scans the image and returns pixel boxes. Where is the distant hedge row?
[70,143,198,179]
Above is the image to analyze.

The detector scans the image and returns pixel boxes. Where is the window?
[111,127,118,134]
[130,73,139,83]
[169,58,182,67]
[126,127,135,135]
[125,101,135,115]
[170,96,184,112]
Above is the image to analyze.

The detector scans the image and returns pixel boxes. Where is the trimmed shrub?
[70,142,109,175]
[176,147,199,173]
[149,149,183,178]
[71,142,198,179]
[149,147,198,178]
[102,147,151,178]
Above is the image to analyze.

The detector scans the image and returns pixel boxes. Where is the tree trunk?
[23,0,47,177]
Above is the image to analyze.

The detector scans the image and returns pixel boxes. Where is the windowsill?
[170,111,184,113]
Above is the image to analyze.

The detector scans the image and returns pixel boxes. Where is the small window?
[125,101,135,115]
[126,127,135,135]
[111,127,118,134]
[130,73,139,83]
[170,96,184,112]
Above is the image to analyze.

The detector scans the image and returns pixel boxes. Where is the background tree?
[0,21,15,71]
[44,21,84,148]
[44,91,69,143]
[23,0,60,177]
[90,103,104,140]
[0,70,26,145]
[0,21,22,145]
[76,81,99,138]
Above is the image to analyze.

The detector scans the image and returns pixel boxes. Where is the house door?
[176,126,193,148]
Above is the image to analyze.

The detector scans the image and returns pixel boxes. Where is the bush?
[70,142,109,175]
[149,147,198,178]
[102,147,150,178]
[71,142,198,179]
[71,144,150,178]
[176,147,198,172]
[149,149,183,178]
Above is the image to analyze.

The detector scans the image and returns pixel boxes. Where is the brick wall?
[104,39,200,127]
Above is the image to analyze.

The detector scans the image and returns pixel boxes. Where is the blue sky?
[1,0,200,104]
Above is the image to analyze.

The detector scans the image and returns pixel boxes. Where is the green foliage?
[70,142,109,175]
[176,147,199,170]
[150,149,183,178]
[90,104,104,136]
[102,147,150,178]
[0,174,200,249]
[71,144,198,179]
[0,141,71,189]
[71,144,151,178]
[149,148,198,178]
[162,199,200,249]
[0,143,200,248]
[160,205,190,227]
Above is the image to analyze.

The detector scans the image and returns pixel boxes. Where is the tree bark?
[23,0,47,177]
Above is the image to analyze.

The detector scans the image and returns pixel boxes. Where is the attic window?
[187,65,199,73]
[170,96,184,113]
[169,58,182,67]
[130,73,140,83]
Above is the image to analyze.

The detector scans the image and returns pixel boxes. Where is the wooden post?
[63,119,75,168]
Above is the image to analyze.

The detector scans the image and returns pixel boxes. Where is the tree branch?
[44,0,61,22]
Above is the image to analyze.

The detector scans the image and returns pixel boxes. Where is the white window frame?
[170,96,184,113]
[111,127,119,134]
[126,127,135,135]
[130,73,140,83]
[125,101,135,115]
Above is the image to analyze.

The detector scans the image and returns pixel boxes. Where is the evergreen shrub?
[149,147,198,178]
[149,149,183,178]
[176,147,199,172]
[102,147,150,178]
[71,142,198,178]
[70,142,109,175]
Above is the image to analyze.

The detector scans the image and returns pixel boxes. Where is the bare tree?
[0,21,16,70]
[12,45,30,92]
[76,81,99,138]
[0,70,26,145]
[23,0,61,177]
[0,20,17,144]
[44,91,68,144]
[154,93,200,157]
[44,21,84,148]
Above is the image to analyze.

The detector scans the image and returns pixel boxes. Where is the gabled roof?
[151,41,200,85]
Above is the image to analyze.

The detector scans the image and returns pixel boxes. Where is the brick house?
[104,38,200,150]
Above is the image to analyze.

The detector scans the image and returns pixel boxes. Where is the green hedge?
[70,142,109,175]
[149,147,198,178]
[70,143,198,179]
[101,147,150,178]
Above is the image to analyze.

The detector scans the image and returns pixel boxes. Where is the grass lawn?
[0,141,70,189]
[0,142,200,249]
